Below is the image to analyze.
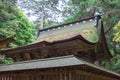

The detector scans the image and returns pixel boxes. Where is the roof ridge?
[39,16,95,32]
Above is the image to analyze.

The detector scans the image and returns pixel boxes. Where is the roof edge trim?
[39,16,95,32]
[48,35,98,45]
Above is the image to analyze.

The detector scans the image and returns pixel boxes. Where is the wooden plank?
[0,66,118,80]
[75,70,117,80]
[24,53,32,60]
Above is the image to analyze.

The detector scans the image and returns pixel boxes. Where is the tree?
[0,1,35,47]
[17,0,65,29]
[0,0,17,4]
[63,0,101,21]
[101,54,120,74]
[113,21,120,42]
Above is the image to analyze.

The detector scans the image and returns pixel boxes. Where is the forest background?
[0,0,120,73]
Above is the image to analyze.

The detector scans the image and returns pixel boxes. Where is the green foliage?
[81,29,98,43]
[113,21,120,42]
[101,54,120,73]
[63,0,102,21]
[0,58,14,64]
[0,1,36,47]
[12,9,35,47]
[85,29,98,42]
[64,16,77,23]
[35,20,60,29]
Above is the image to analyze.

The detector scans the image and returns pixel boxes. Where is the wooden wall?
[4,39,98,63]
[0,67,118,80]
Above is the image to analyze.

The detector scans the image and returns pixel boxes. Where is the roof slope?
[34,19,98,43]
[0,55,119,79]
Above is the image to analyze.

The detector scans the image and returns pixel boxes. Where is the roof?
[0,55,82,71]
[0,55,119,78]
[0,16,111,59]
[34,18,98,43]
[0,16,99,51]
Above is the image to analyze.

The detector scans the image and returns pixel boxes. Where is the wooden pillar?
[41,44,49,58]
[24,53,31,60]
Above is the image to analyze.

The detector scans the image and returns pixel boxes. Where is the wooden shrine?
[0,16,119,80]
[0,55,119,80]
[0,16,111,64]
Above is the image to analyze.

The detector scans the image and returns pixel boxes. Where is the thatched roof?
[34,19,98,43]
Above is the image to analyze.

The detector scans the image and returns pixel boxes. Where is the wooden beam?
[74,70,116,80]
[24,53,31,60]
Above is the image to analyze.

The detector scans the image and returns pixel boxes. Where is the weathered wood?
[75,70,117,80]
[0,66,119,80]
[0,36,15,49]
[24,53,31,60]
[0,72,118,80]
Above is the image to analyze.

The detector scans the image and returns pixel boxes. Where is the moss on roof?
[34,20,99,43]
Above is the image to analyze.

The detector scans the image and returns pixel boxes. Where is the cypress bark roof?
[34,19,98,43]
